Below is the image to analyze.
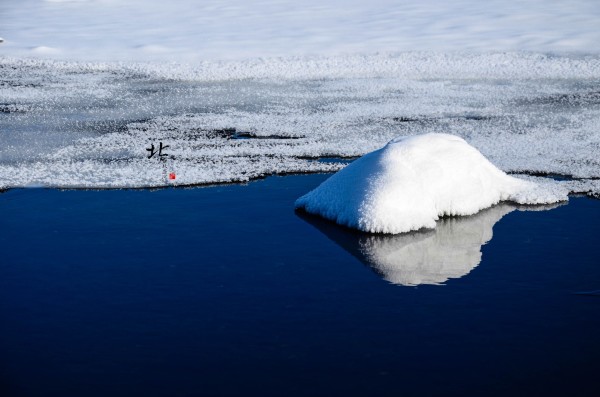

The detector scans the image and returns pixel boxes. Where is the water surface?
[1,174,599,396]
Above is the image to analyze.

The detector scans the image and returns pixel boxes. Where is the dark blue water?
[1,174,599,397]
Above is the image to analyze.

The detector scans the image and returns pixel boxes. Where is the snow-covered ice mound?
[295,133,568,234]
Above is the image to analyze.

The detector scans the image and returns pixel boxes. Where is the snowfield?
[1,1,599,199]
[2,0,600,61]
[1,53,599,197]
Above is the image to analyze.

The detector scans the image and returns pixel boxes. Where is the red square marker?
[169,172,176,180]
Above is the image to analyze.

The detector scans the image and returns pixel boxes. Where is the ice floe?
[295,134,568,234]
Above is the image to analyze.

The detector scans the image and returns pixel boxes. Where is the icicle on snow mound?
[295,133,567,234]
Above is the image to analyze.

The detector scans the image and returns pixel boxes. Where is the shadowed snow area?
[1,53,600,193]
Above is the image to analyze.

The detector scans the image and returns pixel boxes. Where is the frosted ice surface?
[0,53,599,194]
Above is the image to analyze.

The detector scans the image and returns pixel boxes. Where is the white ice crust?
[1,54,600,194]
[295,134,567,234]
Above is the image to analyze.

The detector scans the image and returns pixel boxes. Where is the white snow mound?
[295,133,568,234]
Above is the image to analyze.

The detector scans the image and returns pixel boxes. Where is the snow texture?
[295,134,567,234]
[1,1,600,194]
[1,53,600,193]
[1,54,600,192]
[2,0,600,61]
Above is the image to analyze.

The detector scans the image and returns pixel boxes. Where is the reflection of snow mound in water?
[295,134,568,234]
[359,204,514,286]
[297,202,562,286]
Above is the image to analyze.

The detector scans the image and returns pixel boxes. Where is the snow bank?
[295,134,568,234]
